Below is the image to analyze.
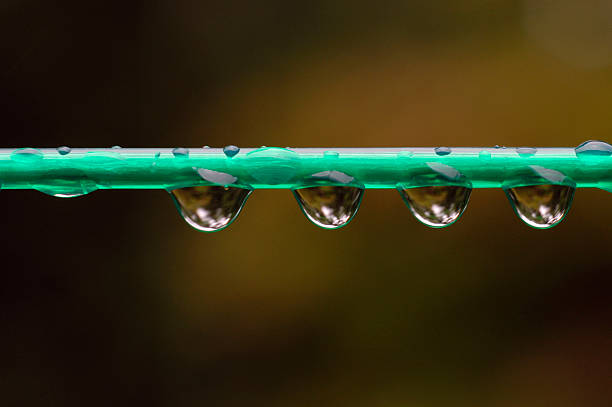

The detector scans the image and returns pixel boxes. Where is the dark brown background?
[1,1,612,406]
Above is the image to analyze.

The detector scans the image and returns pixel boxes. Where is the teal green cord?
[0,143,611,195]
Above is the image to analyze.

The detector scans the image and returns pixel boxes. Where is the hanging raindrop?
[505,184,575,229]
[34,180,98,198]
[170,185,251,232]
[293,186,364,229]
[399,186,471,228]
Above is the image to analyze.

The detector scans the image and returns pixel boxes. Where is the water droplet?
[517,147,537,157]
[323,150,339,158]
[434,147,451,156]
[505,184,575,229]
[11,148,43,162]
[223,145,240,158]
[34,180,97,198]
[170,186,251,232]
[202,145,210,149]
[57,146,71,155]
[246,147,300,184]
[172,147,189,158]
[575,140,612,156]
[154,152,161,158]
[494,145,502,149]
[111,145,122,149]
[399,186,471,228]
[293,186,363,229]
[479,150,491,160]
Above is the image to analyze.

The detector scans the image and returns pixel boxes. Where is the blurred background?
[1,1,612,406]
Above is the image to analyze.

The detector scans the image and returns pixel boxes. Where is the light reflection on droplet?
[399,186,471,228]
[293,186,363,229]
[505,184,575,229]
[170,185,251,232]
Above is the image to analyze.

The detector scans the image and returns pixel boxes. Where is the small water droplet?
[111,145,122,149]
[293,186,363,229]
[323,150,339,158]
[223,145,240,158]
[479,150,491,160]
[202,146,210,149]
[154,152,161,158]
[434,147,451,156]
[494,145,502,149]
[505,184,575,229]
[57,146,71,155]
[11,148,43,161]
[517,147,537,157]
[575,140,612,156]
[399,186,471,228]
[170,186,251,232]
[172,147,189,158]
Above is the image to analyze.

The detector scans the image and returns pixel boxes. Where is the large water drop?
[170,186,251,232]
[575,140,612,157]
[505,184,574,229]
[399,186,471,228]
[293,186,363,229]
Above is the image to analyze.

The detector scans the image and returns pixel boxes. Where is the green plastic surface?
[1,144,611,195]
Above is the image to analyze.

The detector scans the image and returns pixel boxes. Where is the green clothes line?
[1,140,611,231]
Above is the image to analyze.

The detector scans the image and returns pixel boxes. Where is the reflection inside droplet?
[399,186,471,228]
[293,186,363,229]
[505,184,575,229]
[170,186,251,232]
